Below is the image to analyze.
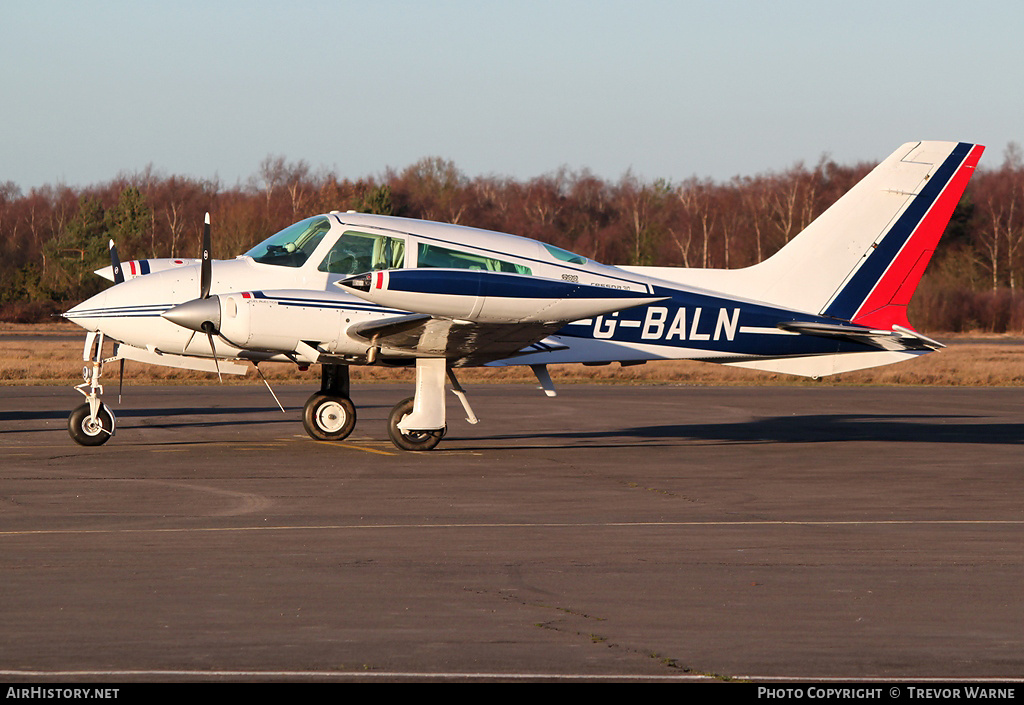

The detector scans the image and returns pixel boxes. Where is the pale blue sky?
[3,0,1022,190]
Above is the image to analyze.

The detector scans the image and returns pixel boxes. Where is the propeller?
[109,239,124,284]
[204,323,222,383]
[160,212,223,381]
[199,212,220,381]
[109,243,126,399]
[200,212,212,299]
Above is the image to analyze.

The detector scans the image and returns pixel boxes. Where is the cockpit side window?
[318,231,405,275]
[416,242,532,275]
[245,216,332,268]
[542,243,587,265]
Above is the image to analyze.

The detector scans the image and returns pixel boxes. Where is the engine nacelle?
[162,290,366,359]
[338,268,664,324]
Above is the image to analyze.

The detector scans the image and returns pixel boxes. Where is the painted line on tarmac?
[1,519,1022,538]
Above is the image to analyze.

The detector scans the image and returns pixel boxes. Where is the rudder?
[824,141,984,329]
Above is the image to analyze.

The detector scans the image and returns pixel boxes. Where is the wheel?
[68,402,115,446]
[387,397,445,451]
[302,393,356,441]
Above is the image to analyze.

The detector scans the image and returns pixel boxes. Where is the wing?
[346,314,568,366]
[340,269,662,366]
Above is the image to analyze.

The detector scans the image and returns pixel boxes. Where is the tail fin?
[821,141,984,329]
[628,141,984,328]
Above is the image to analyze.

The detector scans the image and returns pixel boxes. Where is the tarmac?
[1,382,1022,682]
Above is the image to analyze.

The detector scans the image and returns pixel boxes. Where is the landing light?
[341,273,373,292]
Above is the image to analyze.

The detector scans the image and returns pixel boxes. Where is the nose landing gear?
[68,332,118,446]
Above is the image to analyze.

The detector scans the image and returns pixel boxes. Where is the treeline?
[2,149,1023,331]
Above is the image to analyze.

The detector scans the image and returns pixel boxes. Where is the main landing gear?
[302,364,357,441]
[302,359,478,451]
[68,332,118,446]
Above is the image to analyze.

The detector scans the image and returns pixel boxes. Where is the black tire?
[68,402,115,446]
[386,397,444,451]
[302,393,356,441]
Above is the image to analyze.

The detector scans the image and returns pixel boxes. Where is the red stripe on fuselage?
[852,144,985,330]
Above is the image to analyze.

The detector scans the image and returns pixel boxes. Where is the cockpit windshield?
[244,216,332,268]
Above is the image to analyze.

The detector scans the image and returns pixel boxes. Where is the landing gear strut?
[68,332,118,446]
[384,358,477,452]
[302,364,356,441]
[387,396,445,451]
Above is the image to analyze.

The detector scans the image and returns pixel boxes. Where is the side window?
[543,243,587,265]
[318,231,405,274]
[417,243,532,275]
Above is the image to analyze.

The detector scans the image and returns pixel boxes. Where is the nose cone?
[63,291,109,332]
[161,296,221,333]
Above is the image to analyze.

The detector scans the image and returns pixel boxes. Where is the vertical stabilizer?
[624,141,984,329]
[823,142,984,329]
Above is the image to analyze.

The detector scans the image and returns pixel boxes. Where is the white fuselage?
[65,213,666,367]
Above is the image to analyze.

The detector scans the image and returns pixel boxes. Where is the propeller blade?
[109,240,124,284]
[203,322,222,383]
[200,212,212,299]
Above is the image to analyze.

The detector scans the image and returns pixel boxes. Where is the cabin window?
[318,230,405,274]
[416,242,531,275]
[245,216,332,268]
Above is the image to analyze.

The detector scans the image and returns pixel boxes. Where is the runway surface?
[1,383,1022,682]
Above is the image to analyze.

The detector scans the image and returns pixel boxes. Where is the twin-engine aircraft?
[63,141,983,450]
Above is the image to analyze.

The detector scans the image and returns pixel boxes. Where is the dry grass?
[2,322,1022,387]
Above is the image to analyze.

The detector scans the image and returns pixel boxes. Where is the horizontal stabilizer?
[778,321,944,352]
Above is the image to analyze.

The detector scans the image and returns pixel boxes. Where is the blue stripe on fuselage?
[385,268,648,300]
[556,286,878,357]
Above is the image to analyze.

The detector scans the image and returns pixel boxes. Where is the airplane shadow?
[0,406,290,424]
[478,413,1024,449]
[0,404,390,435]
[5,408,1021,448]
[0,406,298,436]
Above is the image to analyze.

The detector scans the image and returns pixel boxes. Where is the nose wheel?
[68,402,115,446]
